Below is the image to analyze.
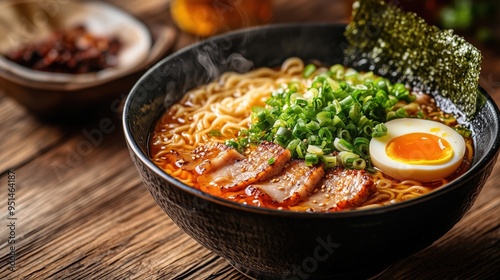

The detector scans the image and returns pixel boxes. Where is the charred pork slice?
[301,167,375,212]
[247,160,325,206]
[160,142,231,171]
[197,142,291,192]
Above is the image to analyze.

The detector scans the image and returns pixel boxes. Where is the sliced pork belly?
[197,142,291,192]
[195,146,245,174]
[247,160,325,206]
[161,142,231,171]
[301,167,375,212]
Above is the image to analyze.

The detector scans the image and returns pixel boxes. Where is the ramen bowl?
[123,23,500,279]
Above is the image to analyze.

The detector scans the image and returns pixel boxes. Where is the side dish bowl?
[123,23,500,279]
[0,0,175,120]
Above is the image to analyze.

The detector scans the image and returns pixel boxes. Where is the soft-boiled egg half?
[369,118,466,182]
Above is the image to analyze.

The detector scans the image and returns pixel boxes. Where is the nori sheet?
[344,0,482,118]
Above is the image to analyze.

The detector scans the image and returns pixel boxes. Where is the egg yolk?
[386,132,454,165]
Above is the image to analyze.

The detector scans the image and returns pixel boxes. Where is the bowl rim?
[0,0,152,86]
[123,22,500,218]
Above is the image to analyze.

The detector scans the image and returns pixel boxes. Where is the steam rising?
[195,41,254,82]
[226,53,253,73]
[196,45,221,81]
[161,39,254,109]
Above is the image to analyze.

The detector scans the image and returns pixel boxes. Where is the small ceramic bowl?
[0,0,175,120]
[123,23,500,279]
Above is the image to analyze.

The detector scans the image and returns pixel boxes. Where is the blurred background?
[109,0,500,90]
[0,0,500,117]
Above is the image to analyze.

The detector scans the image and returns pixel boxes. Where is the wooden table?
[1,1,499,279]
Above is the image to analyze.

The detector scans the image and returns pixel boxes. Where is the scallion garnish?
[238,65,416,169]
[303,64,317,78]
[268,157,276,165]
[209,130,222,137]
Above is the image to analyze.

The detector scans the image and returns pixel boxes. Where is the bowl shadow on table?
[123,23,500,280]
[378,234,499,279]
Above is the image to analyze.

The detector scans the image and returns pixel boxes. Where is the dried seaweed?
[344,0,482,119]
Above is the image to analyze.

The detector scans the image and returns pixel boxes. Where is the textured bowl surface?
[123,23,500,279]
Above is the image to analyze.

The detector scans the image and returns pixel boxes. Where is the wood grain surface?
[1,0,499,279]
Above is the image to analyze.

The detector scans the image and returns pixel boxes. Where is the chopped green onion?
[330,64,345,80]
[268,157,276,165]
[352,158,367,170]
[225,140,241,152]
[320,154,338,168]
[296,142,306,158]
[286,139,301,151]
[303,64,317,78]
[334,138,354,152]
[209,130,222,137]
[316,111,332,126]
[305,153,319,165]
[307,145,324,155]
[455,126,472,138]
[337,129,352,142]
[276,127,292,139]
[236,65,422,170]
[288,81,301,92]
[372,123,388,138]
[306,121,321,131]
[332,115,346,128]
[318,127,333,142]
[338,151,359,168]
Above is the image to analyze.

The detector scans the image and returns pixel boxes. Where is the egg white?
[369,118,466,182]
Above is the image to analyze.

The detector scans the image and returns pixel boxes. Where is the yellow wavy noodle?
[359,173,433,208]
[171,169,194,185]
[281,57,304,75]
[151,57,307,155]
[466,142,474,162]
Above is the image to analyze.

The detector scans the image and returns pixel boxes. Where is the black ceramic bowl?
[123,23,500,279]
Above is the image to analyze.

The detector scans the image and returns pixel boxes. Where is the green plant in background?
[440,0,472,29]
[440,0,498,43]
